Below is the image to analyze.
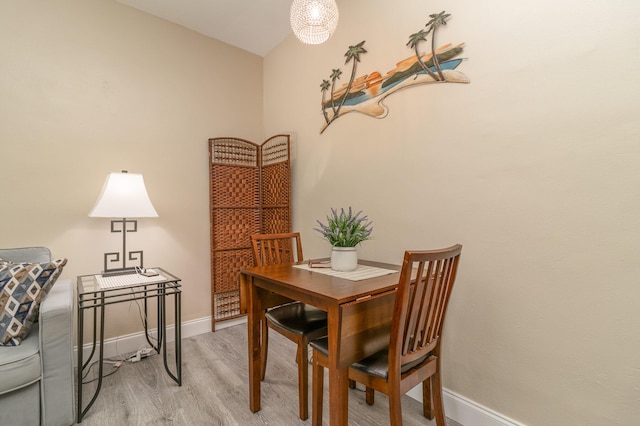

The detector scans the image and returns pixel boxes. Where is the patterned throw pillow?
[0,258,68,346]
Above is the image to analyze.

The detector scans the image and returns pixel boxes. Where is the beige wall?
[264,0,640,424]
[2,0,639,424]
[0,0,263,334]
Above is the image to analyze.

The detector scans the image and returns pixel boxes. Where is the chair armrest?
[39,278,75,426]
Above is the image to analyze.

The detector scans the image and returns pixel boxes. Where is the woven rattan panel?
[210,165,259,208]
[262,135,290,166]
[213,291,242,321]
[211,209,260,250]
[261,162,290,207]
[211,138,258,167]
[262,208,291,235]
[209,135,291,329]
[212,248,255,293]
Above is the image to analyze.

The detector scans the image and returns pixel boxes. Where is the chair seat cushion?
[0,327,41,394]
[266,302,327,336]
[310,336,429,380]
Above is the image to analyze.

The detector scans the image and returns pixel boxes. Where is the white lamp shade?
[89,172,158,218]
[290,0,339,45]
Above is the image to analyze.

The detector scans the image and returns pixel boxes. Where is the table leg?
[77,295,84,423]
[82,298,98,370]
[157,285,164,353]
[174,288,182,385]
[245,274,263,413]
[328,367,350,426]
[160,283,181,385]
[160,284,167,374]
[78,292,106,423]
[143,285,158,351]
[328,306,349,426]
[142,283,178,366]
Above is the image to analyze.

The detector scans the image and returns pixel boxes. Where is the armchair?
[0,247,75,426]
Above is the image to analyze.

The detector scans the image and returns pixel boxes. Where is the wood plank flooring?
[77,324,461,426]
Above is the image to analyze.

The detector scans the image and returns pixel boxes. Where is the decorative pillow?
[0,258,67,346]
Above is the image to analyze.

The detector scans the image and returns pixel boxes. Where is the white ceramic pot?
[331,247,358,272]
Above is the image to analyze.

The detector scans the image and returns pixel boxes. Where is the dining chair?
[310,244,463,426]
[250,232,328,421]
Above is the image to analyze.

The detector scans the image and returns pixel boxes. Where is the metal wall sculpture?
[319,11,470,133]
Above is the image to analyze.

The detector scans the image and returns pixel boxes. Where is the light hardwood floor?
[77,324,461,426]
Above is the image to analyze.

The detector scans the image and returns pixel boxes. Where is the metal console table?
[76,268,182,423]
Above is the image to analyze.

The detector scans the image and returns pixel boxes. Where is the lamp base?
[101,267,137,277]
[101,218,146,276]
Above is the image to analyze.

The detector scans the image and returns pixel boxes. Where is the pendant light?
[290,0,339,45]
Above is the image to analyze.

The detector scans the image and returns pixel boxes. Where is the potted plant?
[314,207,373,271]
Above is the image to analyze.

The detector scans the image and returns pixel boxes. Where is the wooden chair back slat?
[390,245,462,369]
[430,257,455,344]
[424,259,443,347]
[251,232,303,266]
[415,261,435,351]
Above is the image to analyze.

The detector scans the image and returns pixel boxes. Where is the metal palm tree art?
[407,29,440,81]
[329,68,342,114]
[426,11,452,81]
[319,10,469,134]
[335,41,367,118]
[320,79,331,122]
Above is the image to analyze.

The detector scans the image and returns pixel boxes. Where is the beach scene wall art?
[319,11,470,134]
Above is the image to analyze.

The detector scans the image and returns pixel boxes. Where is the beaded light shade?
[290,0,339,45]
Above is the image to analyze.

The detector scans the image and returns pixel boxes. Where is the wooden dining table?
[239,260,402,425]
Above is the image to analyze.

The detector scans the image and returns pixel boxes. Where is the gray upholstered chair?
[0,247,75,426]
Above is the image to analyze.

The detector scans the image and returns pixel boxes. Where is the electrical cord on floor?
[129,287,159,349]
[82,288,160,385]
[81,347,158,385]
[81,359,124,384]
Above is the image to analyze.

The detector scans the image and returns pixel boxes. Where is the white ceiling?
[115,0,294,57]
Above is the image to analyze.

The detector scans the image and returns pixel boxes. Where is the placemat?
[293,263,398,281]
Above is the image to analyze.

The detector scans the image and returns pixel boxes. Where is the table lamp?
[89,170,158,276]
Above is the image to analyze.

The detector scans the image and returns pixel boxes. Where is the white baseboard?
[442,389,524,426]
[75,315,243,362]
[405,377,524,426]
[77,316,522,426]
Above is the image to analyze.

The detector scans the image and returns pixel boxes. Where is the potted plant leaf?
[314,207,373,271]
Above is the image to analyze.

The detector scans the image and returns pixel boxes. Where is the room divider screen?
[208,135,291,329]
